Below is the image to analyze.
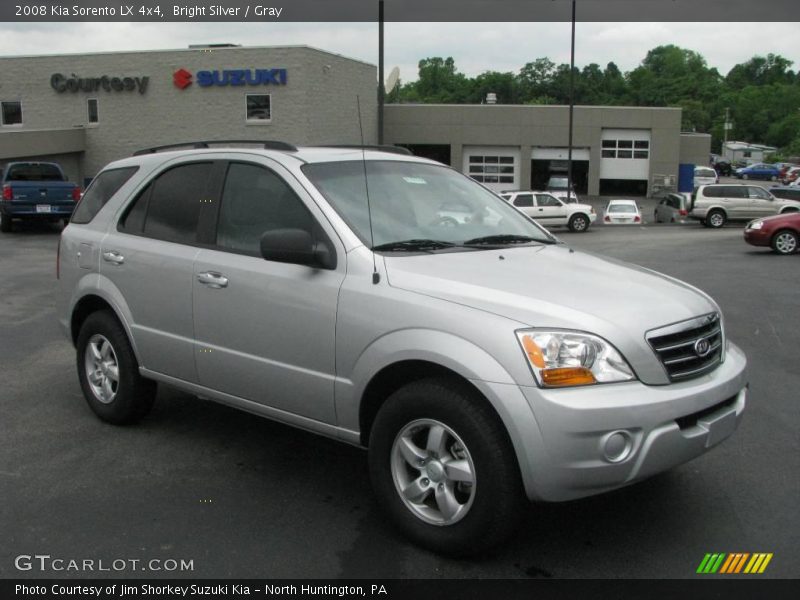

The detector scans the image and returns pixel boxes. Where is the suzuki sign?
[173,68,288,89]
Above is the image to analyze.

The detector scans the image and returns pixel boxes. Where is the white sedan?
[603,199,642,224]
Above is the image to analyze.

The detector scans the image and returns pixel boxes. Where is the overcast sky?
[0,22,798,84]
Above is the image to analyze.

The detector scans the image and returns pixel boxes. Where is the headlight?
[748,220,764,230]
[516,330,635,387]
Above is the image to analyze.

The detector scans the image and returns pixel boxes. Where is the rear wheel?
[76,310,156,424]
[568,213,590,233]
[771,230,798,255]
[368,378,525,556]
[707,209,726,229]
[742,174,749,180]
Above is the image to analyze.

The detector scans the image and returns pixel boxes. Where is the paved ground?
[1,218,798,579]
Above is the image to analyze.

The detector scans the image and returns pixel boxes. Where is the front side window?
[246,94,271,122]
[302,160,554,249]
[748,187,771,200]
[536,194,562,208]
[217,162,313,256]
[119,162,211,244]
[1,101,22,126]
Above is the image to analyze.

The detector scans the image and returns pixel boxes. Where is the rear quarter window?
[71,167,139,224]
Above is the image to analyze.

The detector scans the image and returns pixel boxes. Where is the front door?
[192,160,345,424]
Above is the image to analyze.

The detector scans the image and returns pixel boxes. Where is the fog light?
[602,430,633,463]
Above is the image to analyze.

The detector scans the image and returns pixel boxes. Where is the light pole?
[567,0,576,201]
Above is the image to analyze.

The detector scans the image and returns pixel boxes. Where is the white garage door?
[599,129,650,180]
[463,146,520,192]
[532,147,590,161]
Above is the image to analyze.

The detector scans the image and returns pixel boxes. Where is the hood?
[384,244,718,385]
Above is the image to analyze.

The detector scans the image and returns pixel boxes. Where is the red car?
[744,212,800,255]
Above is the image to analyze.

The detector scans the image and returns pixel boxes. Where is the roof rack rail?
[132,140,298,156]
[325,144,413,156]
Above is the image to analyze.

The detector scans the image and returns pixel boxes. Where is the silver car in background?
[58,143,748,556]
[654,193,691,224]
[690,183,800,228]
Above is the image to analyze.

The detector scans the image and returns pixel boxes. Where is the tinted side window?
[748,187,771,199]
[703,186,722,198]
[513,194,533,208]
[216,163,313,256]
[724,186,747,198]
[772,188,800,201]
[71,167,138,224]
[125,163,211,244]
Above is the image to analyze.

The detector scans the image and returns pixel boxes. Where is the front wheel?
[771,229,798,255]
[742,174,749,180]
[368,378,525,556]
[568,213,590,233]
[76,311,156,424]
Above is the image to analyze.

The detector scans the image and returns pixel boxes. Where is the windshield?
[302,160,555,249]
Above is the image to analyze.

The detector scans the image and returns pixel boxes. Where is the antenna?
[356,95,380,285]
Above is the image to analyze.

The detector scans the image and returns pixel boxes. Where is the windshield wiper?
[372,239,458,252]
[463,234,552,246]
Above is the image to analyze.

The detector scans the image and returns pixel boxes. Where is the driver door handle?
[197,271,229,289]
[102,251,124,265]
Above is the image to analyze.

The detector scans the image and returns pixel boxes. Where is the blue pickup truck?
[0,162,80,232]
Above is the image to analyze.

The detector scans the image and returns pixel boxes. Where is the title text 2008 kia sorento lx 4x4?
[58,142,748,556]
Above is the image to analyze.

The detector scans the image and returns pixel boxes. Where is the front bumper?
[743,225,771,247]
[480,341,748,502]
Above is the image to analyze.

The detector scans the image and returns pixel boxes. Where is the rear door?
[510,193,536,218]
[192,159,345,424]
[101,159,217,383]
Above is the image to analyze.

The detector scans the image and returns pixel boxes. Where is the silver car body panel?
[59,146,749,504]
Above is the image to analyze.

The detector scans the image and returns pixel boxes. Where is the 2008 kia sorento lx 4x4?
[58,142,748,556]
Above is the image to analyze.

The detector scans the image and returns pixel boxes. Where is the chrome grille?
[647,313,723,381]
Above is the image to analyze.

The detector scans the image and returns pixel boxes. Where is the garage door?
[463,146,520,192]
[599,129,650,180]
[531,147,590,161]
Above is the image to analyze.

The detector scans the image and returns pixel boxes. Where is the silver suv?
[58,142,748,555]
[690,183,800,228]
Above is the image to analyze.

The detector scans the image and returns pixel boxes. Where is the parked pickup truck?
[0,161,81,232]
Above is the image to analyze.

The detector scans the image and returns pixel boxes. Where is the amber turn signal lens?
[521,335,546,368]
[541,367,596,387]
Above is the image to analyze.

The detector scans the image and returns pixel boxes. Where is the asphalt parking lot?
[1,217,798,580]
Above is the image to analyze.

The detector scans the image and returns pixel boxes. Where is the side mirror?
[260,228,336,269]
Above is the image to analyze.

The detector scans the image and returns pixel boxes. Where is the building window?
[467,154,515,184]
[246,94,271,122]
[743,151,752,158]
[87,99,99,125]
[1,101,22,126]
[601,138,649,159]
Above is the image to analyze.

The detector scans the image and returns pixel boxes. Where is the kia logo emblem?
[694,337,712,358]
[173,68,193,89]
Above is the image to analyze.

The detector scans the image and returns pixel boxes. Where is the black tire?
[771,229,799,255]
[706,209,726,229]
[700,219,707,227]
[76,310,156,425]
[0,213,11,233]
[368,378,525,556]
[770,175,777,181]
[568,213,590,233]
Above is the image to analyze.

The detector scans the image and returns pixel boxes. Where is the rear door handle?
[102,251,124,265]
[197,271,228,289]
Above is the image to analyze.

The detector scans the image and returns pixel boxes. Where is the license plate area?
[36,205,52,213]
[698,409,737,448]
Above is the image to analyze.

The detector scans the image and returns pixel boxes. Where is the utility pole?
[378,0,385,144]
[567,0,576,201]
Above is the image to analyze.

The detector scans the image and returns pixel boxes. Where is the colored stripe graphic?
[698,553,773,574]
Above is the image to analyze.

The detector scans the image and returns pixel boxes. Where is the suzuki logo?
[694,337,712,358]
[173,68,193,89]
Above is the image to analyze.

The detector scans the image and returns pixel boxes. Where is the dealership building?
[0,45,709,195]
